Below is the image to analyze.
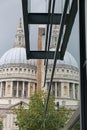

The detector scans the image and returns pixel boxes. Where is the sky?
[0,0,82,65]
[0,0,23,57]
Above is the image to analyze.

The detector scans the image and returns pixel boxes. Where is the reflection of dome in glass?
[48,48,78,68]
[0,18,36,67]
[0,48,36,66]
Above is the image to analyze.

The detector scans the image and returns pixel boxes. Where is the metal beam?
[22,0,30,56]
[60,0,78,59]
[79,0,87,129]
[27,51,60,59]
[63,107,80,130]
[44,0,56,87]
[44,0,52,62]
[55,0,70,52]
[28,13,68,24]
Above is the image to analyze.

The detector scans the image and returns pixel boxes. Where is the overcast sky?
[0,0,83,65]
[0,0,23,57]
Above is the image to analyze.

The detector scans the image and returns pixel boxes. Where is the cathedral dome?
[0,18,36,67]
[48,25,78,68]
[48,48,78,68]
[0,47,36,66]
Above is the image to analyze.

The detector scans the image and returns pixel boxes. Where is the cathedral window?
[57,82,61,97]
[13,81,17,97]
[67,70,69,73]
[18,81,23,97]
[69,83,73,99]
[24,68,26,72]
[51,82,55,96]
[62,69,64,72]
[71,70,73,73]
[28,69,30,72]
[75,84,78,99]
[19,68,22,71]
[64,86,68,96]
[11,68,13,71]
[13,89,16,97]
[15,68,17,71]
[24,82,28,97]
[2,82,6,96]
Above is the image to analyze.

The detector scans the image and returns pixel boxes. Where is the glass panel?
[28,0,46,13]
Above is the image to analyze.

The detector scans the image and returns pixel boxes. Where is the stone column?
[55,82,57,98]
[0,82,2,97]
[5,81,7,97]
[22,82,25,97]
[11,82,13,97]
[16,81,19,97]
[28,82,30,97]
[77,84,79,100]
[61,82,64,97]
[73,83,75,99]
[67,83,69,98]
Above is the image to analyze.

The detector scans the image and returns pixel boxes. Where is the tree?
[0,120,3,130]
[13,92,71,130]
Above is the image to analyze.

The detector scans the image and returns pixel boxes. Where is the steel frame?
[79,0,87,129]
[22,0,87,129]
[22,0,67,60]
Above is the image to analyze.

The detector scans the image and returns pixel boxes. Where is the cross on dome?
[18,18,22,28]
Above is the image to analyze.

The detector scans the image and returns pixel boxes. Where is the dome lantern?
[14,18,25,48]
[51,25,60,48]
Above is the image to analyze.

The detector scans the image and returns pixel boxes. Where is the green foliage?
[0,120,3,130]
[13,92,71,130]
[72,120,80,130]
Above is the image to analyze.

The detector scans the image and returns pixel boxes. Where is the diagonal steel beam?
[22,0,30,56]
[79,0,87,129]
[44,0,56,87]
[60,0,78,59]
[44,0,52,56]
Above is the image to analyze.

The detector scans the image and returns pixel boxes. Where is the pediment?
[9,101,28,109]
